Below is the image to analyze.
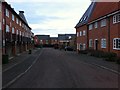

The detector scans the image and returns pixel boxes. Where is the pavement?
[2,48,41,88]
[64,51,120,74]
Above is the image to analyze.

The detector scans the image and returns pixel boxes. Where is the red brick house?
[2,1,32,59]
[88,2,120,57]
[75,2,95,52]
[35,35,51,46]
[34,35,40,47]
[75,2,120,57]
[50,37,58,45]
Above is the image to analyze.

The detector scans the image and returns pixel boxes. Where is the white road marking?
[3,49,40,72]
[2,50,42,88]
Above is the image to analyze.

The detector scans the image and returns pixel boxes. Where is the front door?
[94,39,98,50]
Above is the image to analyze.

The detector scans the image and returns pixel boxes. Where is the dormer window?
[84,16,87,21]
[80,19,83,22]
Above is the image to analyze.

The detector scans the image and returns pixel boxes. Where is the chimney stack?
[19,11,24,13]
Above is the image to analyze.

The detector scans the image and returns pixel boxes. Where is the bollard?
[2,54,9,64]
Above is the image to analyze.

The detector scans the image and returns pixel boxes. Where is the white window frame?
[0,4,1,12]
[20,21,21,26]
[83,43,86,50]
[3,18,5,24]
[16,18,19,24]
[101,19,106,27]
[6,9,9,17]
[89,39,93,47]
[0,22,1,30]
[89,24,93,30]
[80,31,82,36]
[101,38,106,48]
[12,14,14,21]
[83,30,86,36]
[77,43,79,49]
[113,14,120,24]
[20,31,21,36]
[6,25,9,32]
[16,30,19,35]
[77,32,79,37]
[12,27,15,34]
[94,22,98,28]
[113,38,120,50]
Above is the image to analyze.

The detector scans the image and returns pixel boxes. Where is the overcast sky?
[6,0,91,37]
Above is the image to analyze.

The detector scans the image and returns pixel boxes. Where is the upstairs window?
[12,14,14,21]
[94,22,98,28]
[113,14,120,24]
[113,38,120,50]
[101,38,106,48]
[0,4,1,12]
[20,21,21,26]
[16,30,19,35]
[77,32,79,37]
[80,31,82,36]
[6,9,9,17]
[101,19,106,27]
[0,22,1,30]
[89,24,93,30]
[16,18,19,24]
[83,30,86,36]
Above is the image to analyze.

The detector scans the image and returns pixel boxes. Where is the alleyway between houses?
[3,48,119,88]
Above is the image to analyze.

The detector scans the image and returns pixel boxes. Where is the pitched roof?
[50,37,58,40]
[36,35,50,40]
[58,34,75,40]
[88,2,119,22]
[19,11,28,24]
[75,2,95,28]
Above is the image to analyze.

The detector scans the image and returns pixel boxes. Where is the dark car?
[64,46,74,51]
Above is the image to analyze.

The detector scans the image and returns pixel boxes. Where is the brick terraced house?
[75,2,120,57]
[35,35,51,47]
[75,2,95,52]
[2,1,33,60]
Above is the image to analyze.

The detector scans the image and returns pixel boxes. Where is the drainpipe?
[108,16,110,52]
[87,24,89,50]
[4,4,6,54]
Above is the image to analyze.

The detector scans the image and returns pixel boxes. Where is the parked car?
[64,46,74,51]
[54,44,59,49]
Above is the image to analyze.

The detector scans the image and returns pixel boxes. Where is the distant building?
[2,1,32,59]
[35,35,51,46]
[75,2,120,57]
[50,37,58,45]
[58,34,76,49]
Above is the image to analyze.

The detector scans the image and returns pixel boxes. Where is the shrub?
[115,57,120,64]
[79,50,88,54]
[104,52,117,62]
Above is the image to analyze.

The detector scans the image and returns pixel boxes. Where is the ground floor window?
[113,38,120,50]
[77,43,79,49]
[101,38,106,48]
[89,39,93,48]
[79,43,83,50]
[83,44,86,50]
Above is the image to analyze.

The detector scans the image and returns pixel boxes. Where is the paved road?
[8,48,119,88]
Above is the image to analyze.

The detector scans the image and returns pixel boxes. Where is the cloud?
[6,0,91,37]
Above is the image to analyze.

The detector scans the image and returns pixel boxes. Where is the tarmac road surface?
[7,48,119,88]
